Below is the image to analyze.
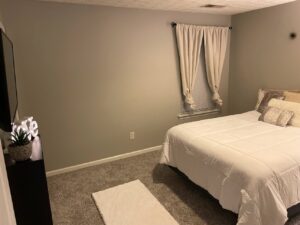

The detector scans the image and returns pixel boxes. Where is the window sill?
[178,108,220,119]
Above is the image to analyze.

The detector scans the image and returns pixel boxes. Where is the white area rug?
[92,180,179,225]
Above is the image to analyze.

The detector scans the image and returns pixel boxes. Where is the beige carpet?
[48,150,300,225]
[93,180,179,225]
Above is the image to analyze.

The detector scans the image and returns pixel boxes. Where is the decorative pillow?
[284,91,300,103]
[268,99,300,127]
[259,107,294,127]
[257,90,284,113]
[255,89,265,110]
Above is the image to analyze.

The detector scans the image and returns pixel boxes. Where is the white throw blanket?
[161,111,300,225]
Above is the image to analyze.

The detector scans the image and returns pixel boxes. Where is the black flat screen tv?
[0,29,18,132]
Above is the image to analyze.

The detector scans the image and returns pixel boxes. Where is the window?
[189,45,214,110]
[178,44,218,119]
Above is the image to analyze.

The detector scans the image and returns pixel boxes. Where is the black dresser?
[4,137,53,225]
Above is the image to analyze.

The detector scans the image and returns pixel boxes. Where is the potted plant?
[8,129,32,161]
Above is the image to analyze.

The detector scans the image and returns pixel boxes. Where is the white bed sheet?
[161,111,300,225]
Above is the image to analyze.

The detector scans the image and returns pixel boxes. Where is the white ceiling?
[41,0,296,15]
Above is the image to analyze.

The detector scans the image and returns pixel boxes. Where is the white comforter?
[161,111,300,225]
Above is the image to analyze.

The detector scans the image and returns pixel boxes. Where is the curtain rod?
[171,22,232,30]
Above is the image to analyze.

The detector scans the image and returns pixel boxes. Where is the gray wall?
[229,1,300,114]
[3,0,231,171]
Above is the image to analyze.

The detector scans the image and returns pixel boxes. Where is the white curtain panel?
[176,24,204,109]
[204,27,229,107]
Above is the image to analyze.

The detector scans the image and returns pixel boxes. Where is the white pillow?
[255,89,265,110]
[268,99,300,127]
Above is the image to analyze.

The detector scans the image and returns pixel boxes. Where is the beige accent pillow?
[268,99,300,127]
[284,91,300,103]
[259,107,294,127]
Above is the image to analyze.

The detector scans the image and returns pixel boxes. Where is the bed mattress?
[161,111,300,225]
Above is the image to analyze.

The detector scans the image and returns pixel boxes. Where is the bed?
[160,111,300,225]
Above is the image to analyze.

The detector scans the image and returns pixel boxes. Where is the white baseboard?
[46,145,162,177]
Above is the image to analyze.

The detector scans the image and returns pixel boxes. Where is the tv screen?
[0,29,18,132]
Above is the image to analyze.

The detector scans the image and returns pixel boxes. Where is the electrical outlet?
[129,131,135,140]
